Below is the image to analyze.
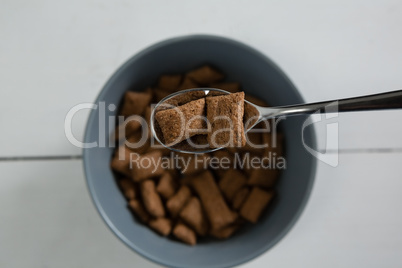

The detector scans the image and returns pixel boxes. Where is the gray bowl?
[83,35,317,268]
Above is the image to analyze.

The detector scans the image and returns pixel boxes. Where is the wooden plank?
[1,0,401,156]
[246,152,402,267]
[0,160,158,268]
[1,153,402,267]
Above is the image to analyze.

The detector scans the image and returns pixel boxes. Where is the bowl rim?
[83,34,317,268]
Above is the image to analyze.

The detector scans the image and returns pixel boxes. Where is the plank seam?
[0,155,83,161]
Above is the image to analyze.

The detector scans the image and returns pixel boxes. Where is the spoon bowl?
[150,88,262,154]
[151,87,402,154]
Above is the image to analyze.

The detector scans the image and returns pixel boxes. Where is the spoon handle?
[262,89,402,118]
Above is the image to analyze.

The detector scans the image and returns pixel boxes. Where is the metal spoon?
[150,88,402,154]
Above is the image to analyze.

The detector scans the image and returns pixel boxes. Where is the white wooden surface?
[1,0,402,267]
[1,154,402,268]
[1,0,402,156]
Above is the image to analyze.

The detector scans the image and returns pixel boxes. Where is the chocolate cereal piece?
[241,131,265,153]
[209,220,243,239]
[110,145,135,176]
[156,172,177,199]
[153,88,172,102]
[206,90,227,97]
[166,186,192,217]
[169,90,206,107]
[178,76,199,90]
[206,92,246,148]
[170,134,210,153]
[243,95,269,129]
[155,98,207,146]
[248,167,279,189]
[210,149,235,177]
[114,119,141,141]
[232,188,250,210]
[118,178,136,200]
[243,94,269,130]
[243,102,260,129]
[179,197,208,236]
[141,180,165,218]
[180,153,210,176]
[240,187,273,223]
[131,150,164,182]
[129,199,151,223]
[188,133,209,146]
[179,175,193,187]
[149,218,172,236]
[126,131,150,154]
[162,156,180,177]
[187,65,224,84]
[146,140,172,157]
[212,148,235,162]
[247,132,282,188]
[157,74,182,92]
[121,91,152,117]
[209,82,240,93]
[144,106,152,138]
[173,223,197,245]
[191,171,237,230]
[219,169,247,201]
[238,151,260,177]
